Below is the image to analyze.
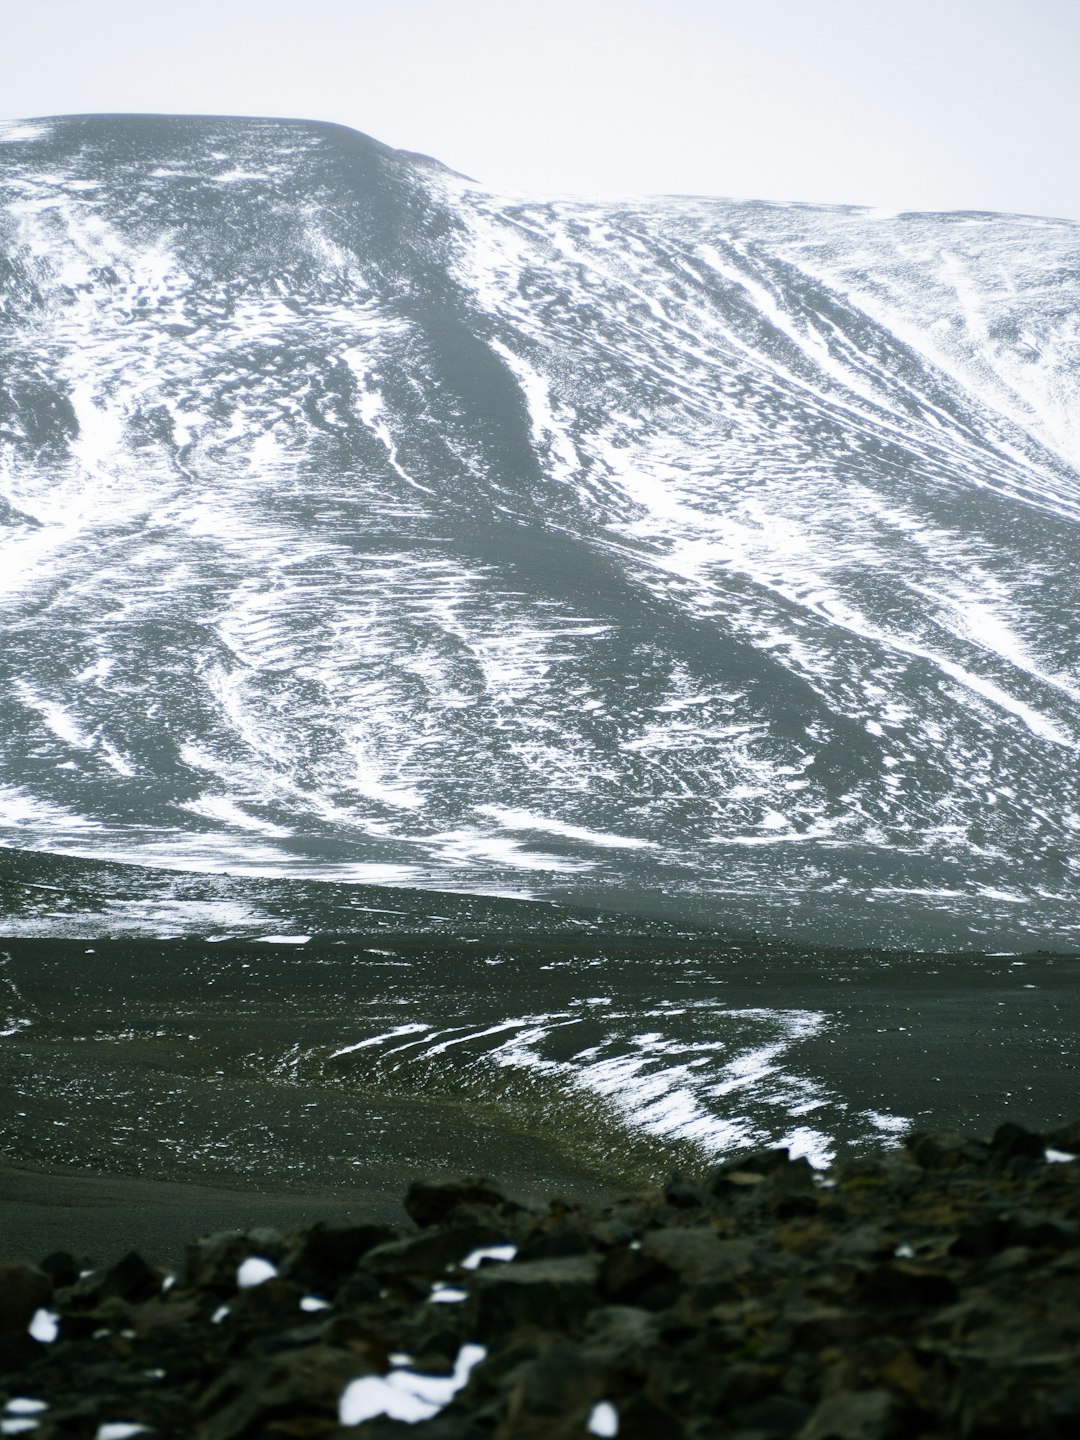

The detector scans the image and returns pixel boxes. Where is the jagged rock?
[989,1122,1045,1161]
[762,1157,818,1196]
[950,1214,1014,1257]
[950,1205,1079,1261]
[582,1217,637,1250]
[52,1291,134,1340]
[1046,1121,1080,1153]
[130,1293,200,1337]
[228,1275,310,1327]
[708,1149,819,1217]
[707,1359,787,1411]
[830,1154,917,1203]
[515,1206,610,1263]
[716,1146,798,1178]
[333,1269,382,1307]
[830,1224,895,1262]
[516,1224,596,1262]
[99,1249,162,1303]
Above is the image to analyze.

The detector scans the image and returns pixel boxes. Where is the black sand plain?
[2,932,1077,1270]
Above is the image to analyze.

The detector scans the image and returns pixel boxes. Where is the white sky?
[3,0,1078,219]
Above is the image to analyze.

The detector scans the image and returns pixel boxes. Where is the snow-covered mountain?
[3,114,1079,948]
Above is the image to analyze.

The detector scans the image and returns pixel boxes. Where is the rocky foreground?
[3,1124,1080,1439]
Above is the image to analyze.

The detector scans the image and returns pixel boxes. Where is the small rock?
[788,1306,868,1350]
[727,1147,798,1175]
[664,1171,705,1208]
[101,1251,162,1303]
[39,1250,80,1289]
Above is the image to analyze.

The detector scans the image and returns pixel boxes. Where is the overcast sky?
[4,0,1077,219]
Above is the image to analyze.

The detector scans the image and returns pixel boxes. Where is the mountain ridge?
[1,113,1079,948]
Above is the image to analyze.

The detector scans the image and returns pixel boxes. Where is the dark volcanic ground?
[2,930,1076,1268]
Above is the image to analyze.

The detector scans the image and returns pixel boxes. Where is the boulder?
[185,1228,286,1293]
[286,1220,397,1291]
[0,1262,53,1337]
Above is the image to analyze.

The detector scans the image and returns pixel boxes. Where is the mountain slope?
[2,114,1079,947]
